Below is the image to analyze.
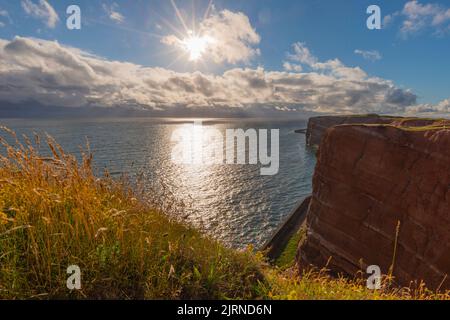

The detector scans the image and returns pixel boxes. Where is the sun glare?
[163,0,216,64]
[181,34,213,61]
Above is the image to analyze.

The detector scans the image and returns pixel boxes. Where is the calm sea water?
[0,117,316,248]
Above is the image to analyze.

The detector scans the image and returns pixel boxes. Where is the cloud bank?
[0,36,432,116]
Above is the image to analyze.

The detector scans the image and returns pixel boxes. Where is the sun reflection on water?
[0,118,315,249]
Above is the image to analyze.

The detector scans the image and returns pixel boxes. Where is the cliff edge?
[305,114,448,147]
[298,120,450,290]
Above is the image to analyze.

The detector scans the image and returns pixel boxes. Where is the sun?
[161,0,217,65]
[181,33,213,61]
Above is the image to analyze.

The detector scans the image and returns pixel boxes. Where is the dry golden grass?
[0,127,263,299]
[0,127,448,300]
[263,266,450,300]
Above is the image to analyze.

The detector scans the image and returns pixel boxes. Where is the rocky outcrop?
[298,120,450,290]
[304,115,447,147]
[305,115,394,146]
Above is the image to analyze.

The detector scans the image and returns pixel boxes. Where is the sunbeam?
[170,0,190,34]
[203,0,213,21]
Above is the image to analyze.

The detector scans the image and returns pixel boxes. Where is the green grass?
[347,123,450,132]
[275,228,306,269]
[0,127,448,300]
[335,113,450,132]
[316,114,399,119]
[263,268,450,300]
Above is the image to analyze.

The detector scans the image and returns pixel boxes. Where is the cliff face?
[299,122,450,290]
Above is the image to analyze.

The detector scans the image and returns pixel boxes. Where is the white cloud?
[0,9,12,28]
[21,0,59,29]
[0,36,422,116]
[102,2,125,24]
[432,9,450,26]
[162,9,260,65]
[0,9,10,19]
[383,12,398,28]
[286,42,318,66]
[354,49,382,62]
[283,62,302,72]
[406,98,450,113]
[386,1,450,37]
[435,99,450,112]
[285,43,369,81]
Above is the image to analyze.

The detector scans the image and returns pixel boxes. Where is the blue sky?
[0,0,449,116]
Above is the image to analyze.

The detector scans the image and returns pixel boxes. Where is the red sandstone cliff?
[299,121,450,290]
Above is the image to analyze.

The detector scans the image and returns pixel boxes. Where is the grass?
[0,127,448,300]
[349,123,450,132]
[275,228,306,269]
[315,114,400,119]
[336,116,450,132]
[263,268,450,300]
[0,128,263,299]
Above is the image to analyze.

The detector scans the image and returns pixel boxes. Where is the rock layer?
[299,122,450,290]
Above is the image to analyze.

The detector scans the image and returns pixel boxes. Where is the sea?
[0,117,316,249]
